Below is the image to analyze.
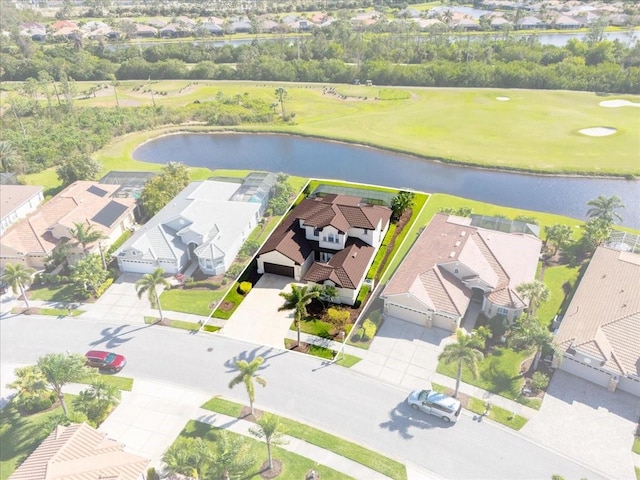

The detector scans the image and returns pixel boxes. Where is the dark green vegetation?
[201,397,408,480]
[2,16,639,93]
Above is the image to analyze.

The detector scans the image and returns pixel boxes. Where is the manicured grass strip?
[201,397,407,480]
[633,436,640,454]
[467,397,528,431]
[25,308,83,317]
[78,374,134,392]
[203,324,221,333]
[180,420,352,480]
[283,340,361,367]
[160,288,218,316]
[635,466,640,480]
[538,264,581,327]
[212,284,245,319]
[27,284,80,303]
[144,316,200,331]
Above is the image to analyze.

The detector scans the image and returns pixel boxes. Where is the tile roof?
[303,239,374,289]
[555,247,640,377]
[259,194,390,264]
[9,423,148,480]
[115,181,260,264]
[0,185,43,218]
[382,214,540,314]
[1,181,135,256]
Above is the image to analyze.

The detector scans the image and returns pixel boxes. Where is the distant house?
[554,246,640,397]
[0,185,43,236]
[201,22,224,36]
[135,24,157,38]
[115,176,274,276]
[256,193,391,306]
[381,214,541,332]
[260,20,279,33]
[19,22,46,40]
[453,18,481,30]
[9,422,148,480]
[232,20,252,33]
[516,16,546,29]
[553,15,583,29]
[0,181,136,270]
[490,16,513,29]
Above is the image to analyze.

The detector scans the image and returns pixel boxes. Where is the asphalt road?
[1,314,608,480]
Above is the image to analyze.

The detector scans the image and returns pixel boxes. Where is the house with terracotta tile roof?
[0,185,43,236]
[9,422,148,480]
[381,213,541,332]
[257,194,391,305]
[554,246,640,396]
[0,181,136,271]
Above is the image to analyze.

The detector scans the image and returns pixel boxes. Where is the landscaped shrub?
[16,392,56,414]
[327,307,350,325]
[147,468,160,480]
[530,372,550,393]
[353,327,365,342]
[361,319,377,341]
[95,278,114,297]
[238,281,252,295]
[488,314,509,340]
[354,284,370,308]
[182,280,220,290]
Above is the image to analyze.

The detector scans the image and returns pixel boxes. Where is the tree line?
[2,21,639,93]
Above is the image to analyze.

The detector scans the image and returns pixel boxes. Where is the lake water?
[133,133,640,229]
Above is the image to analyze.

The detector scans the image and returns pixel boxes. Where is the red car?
[85,350,127,373]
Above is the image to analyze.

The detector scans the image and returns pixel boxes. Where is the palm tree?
[544,224,573,256]
[69,222,106,254]
[1,263,35,309]
[228,356,267,415]
[516,280,550,320]
[249,413,288,470]
[438,329,484,398]
[0,140,22,173]
[390,190,415,220]
[135,267,170,321]
[509,317,554,370]
[279,284,320,347]
[274,86,288,116]
[584,217,612,249]
[73,379,121,426]
[163,437,211,479]
[37,352,91,416]
[586,195,624,225]
[7,365,49,409]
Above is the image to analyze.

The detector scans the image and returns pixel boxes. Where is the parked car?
[407,389,462,423]
[85,350,127,373]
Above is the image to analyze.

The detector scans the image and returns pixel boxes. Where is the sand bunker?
[579,127,617,137]
[496,96,510,101]
[599,99,640,108]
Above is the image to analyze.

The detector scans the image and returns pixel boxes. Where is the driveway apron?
[219,274,301,348]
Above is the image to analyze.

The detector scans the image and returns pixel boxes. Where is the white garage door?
[118,260,155,275]
[560,355,612,389]
[386,302,429,327]
[618,376,640,397]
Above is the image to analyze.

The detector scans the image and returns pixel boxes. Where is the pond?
[133,133,640,229]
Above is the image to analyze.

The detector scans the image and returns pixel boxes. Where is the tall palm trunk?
[18,282,30,309]
[154,289,164,321]
[454,361,463,398]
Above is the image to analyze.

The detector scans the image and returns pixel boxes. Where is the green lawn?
[212,284,245,319]
[201,397,407,480]
[177,420,352,480]
[144,316,201,331]
[633,436,640,454]
[59,82,636,177]
[466,397,528,431]
[437,346,541,409]
[160,288,218,316]
[78,374,134,392]
[538,264,581,327]
[0,394,76,480]
[27,284,82,303]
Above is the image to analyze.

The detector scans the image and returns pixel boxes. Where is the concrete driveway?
[521,369,640,479]
[219,274,301,348]
[83,273,151,323]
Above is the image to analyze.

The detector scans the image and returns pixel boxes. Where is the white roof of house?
[115,181,260,263]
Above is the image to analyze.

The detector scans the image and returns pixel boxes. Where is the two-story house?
[381,214,542,332]
[256,194,392,305]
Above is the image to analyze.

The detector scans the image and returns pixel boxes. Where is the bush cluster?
[182,280,221,290]
[327,307,350,325]
[95,278,114,297]
[238,281,252,295]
